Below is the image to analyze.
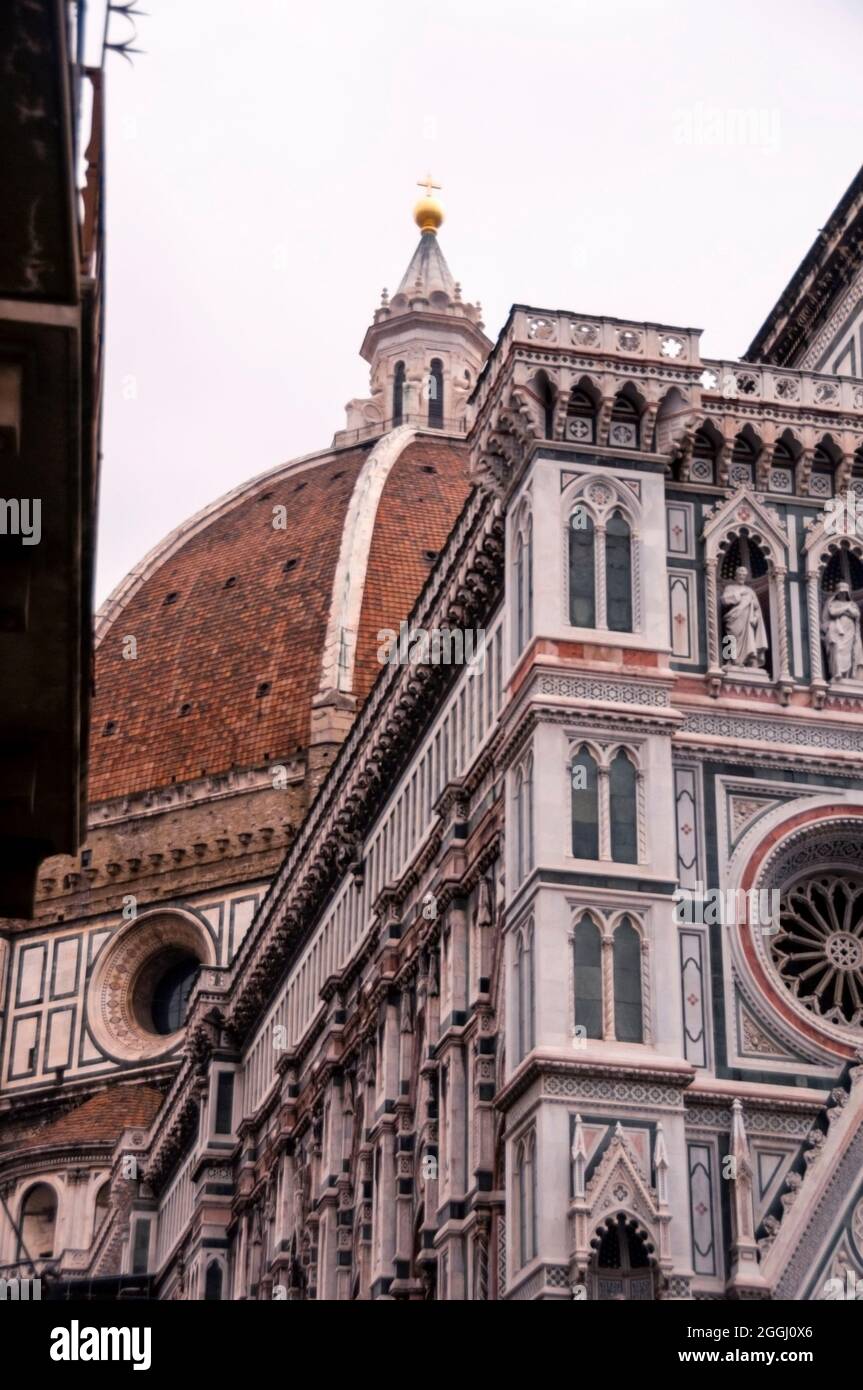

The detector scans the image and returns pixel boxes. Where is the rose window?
[771,875,863,1027]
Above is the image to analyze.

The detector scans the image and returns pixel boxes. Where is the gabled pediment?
[701,486,789,562]
[585,1127,660,1228]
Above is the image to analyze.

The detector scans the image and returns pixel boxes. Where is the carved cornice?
[494,1053,695,1113]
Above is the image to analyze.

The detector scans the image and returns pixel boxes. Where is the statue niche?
[820,547,863,684]
[720,539,771,673]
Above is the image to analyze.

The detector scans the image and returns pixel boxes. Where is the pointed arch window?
[428,359,444,428]
[769,437,795,495]
[526,517,533,643]
[513,754,534,883]
[811,442,837,499]
[569,509,596,627]
[19,1183,57,1261]
[393,361,406,427]
[690,427,718,485]
[524,754,534,874]
[566,388,596,444]
[93,1180,110,1239]
[729,430,757,487]
[514,920,535,1061]
[613,917,643,1042]
[609,392,640,449]
[573,914,603,1040]
[609,748,638,864]
[514,512,533,654]
[568,495,636,634]
[605,510,632,632]
[569,742,644,865]
[514,767,525,883]
[514,1130,537,1268]
[516,534,525,653]
[205,1261,224,1300]
[574,912,647,1043]
[571,747,599,860]
[541,376,555,438]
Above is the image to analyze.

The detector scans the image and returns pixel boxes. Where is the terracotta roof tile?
[90,435,470,803]
[28,1085,163,1148]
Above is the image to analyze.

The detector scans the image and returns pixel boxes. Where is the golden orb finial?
[414,174,444,234]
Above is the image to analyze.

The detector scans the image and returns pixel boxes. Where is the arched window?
[526,516,533,644]
[514,923,535,1061]
[571,748,599,860]
[690,425,719,484]
[609,391,640,449]
[393,361,405,427]
[539,374,555,438]
[93,1180,110,1238]
[730,429,758,486]
[205,1261,224,1301]
[515,934,525,1059]
[573,914,603,1039]
[569,509,596,627]
[567,387,596,443]
[428,359,444,428]
[515,1132,537,1267]
[524,754,534,874]
[590,1213,655,1300]
[770,437,796,495]
[515,533,525,653]
[609,749,638,863]
[514,768,525,883]
[613,918,643,1042]
[19,1183,57,1261]
[605,510,632,632]
[811,441,838,499]
[514,513,533,654]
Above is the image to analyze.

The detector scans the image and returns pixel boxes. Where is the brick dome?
[89,432,470,804]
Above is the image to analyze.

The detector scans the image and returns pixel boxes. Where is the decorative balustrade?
[468,306,863,497]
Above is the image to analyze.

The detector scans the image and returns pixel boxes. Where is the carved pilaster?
[807,568,827,706]
[773,565,793,703]
[705,557,721,696]
[595,524,608,629]
[601,935,615,1041]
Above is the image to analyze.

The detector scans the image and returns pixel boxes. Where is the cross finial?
[417,173,441,198]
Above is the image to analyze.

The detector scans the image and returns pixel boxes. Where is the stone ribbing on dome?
[353,436,472,703]
[88,434,471,804]
[317,428,470,700]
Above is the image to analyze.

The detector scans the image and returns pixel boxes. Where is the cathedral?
[3,167,863,1302]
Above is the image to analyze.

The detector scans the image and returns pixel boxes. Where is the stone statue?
[821,582,863,682]
[721,566,768,669]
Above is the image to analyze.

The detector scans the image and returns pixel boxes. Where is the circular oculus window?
[750,817,863,1045]
[87,910,215,1061]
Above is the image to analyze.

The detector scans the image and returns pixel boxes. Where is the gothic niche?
[588,1213,657,1301]
[819,544,863,685]
[719,535,771,674]
[771,873,863,1027]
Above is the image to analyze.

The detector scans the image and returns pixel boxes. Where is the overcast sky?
[96,0,863,603]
